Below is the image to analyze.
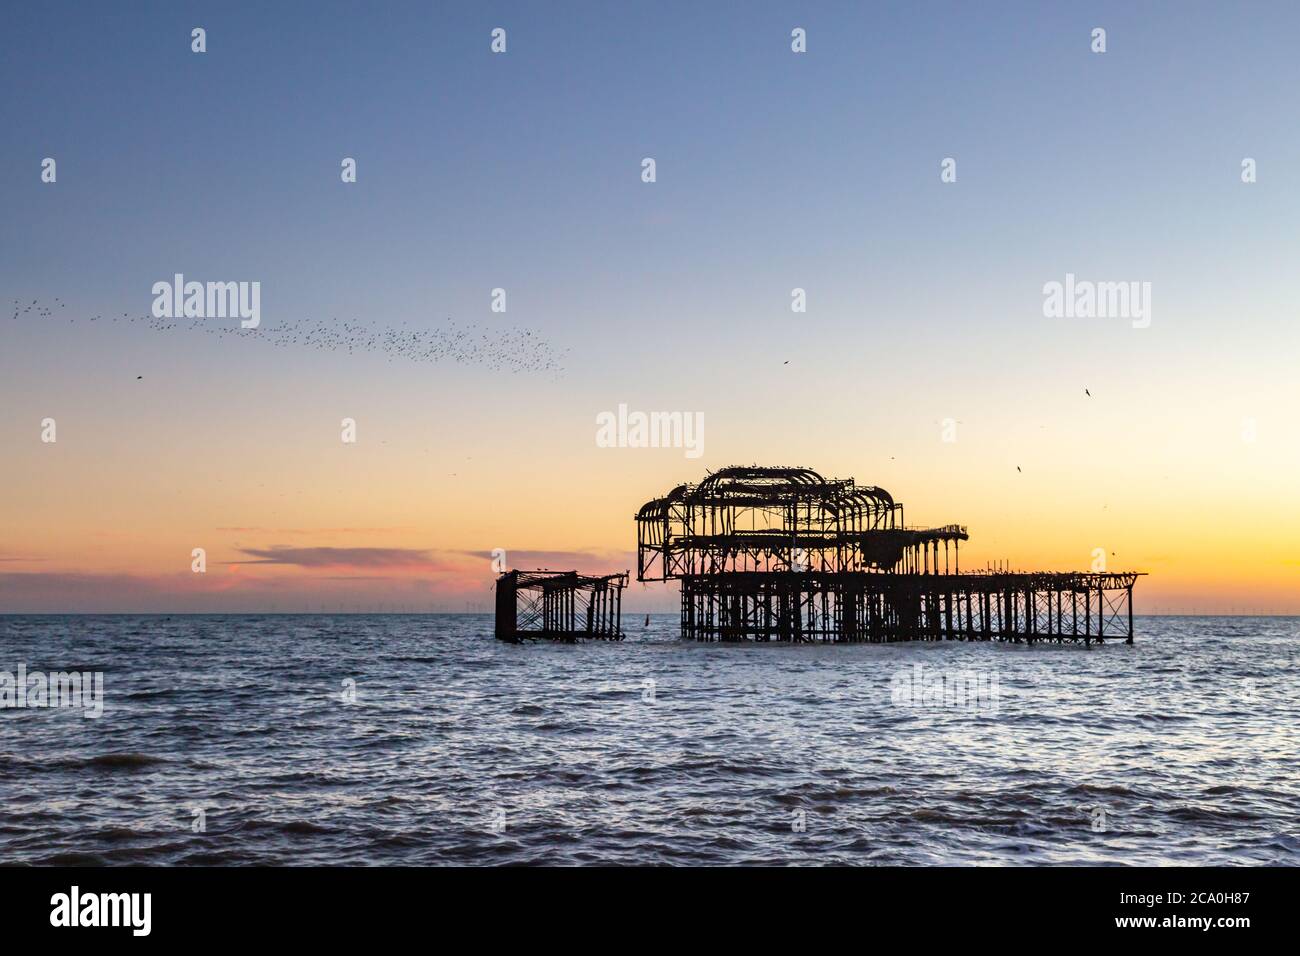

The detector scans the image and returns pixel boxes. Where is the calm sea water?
[1,615,1296,865]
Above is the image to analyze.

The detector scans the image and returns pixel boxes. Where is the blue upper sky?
[5,2,1300,612]
[7,0,1300,468]
[6,1,1298,350]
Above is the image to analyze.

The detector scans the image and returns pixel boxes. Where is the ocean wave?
[3,614,1299,865]
[73,753,169,770]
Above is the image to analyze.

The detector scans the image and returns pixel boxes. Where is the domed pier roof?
[635,465,965,581]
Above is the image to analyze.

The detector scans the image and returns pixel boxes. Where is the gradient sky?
[3,1,1299,612]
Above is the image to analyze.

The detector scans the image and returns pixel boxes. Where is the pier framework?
[638,466,1142,644]
[679,570,1138,643]
[494,569,628,642]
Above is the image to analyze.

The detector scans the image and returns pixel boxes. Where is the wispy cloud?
[217,527,412,536]
[0,567,478,612]
[0,547,639,612]
[234,546,438,568]
[457,548,633,570]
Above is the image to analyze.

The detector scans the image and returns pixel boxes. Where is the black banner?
[0,866,1282,942]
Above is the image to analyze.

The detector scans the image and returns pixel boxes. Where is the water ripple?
[0,614,1297,864]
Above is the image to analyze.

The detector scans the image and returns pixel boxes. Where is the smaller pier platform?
[494,569,629,642]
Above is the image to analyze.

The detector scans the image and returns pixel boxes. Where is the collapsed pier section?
[494,570,628,642]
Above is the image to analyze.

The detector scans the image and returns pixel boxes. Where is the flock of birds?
[15,296,1104,476]
[10,297,567,375]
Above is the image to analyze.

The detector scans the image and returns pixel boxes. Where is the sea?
[1,614,1296,865]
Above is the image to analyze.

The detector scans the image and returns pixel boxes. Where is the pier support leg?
[1126,585,1134,645]
[1084,589,1091,646]
[1097,588,1105,644]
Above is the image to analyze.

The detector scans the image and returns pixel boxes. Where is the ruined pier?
[637,466,1141,644]
[494,569,628,642]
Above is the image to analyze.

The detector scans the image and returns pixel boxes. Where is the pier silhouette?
[635,466,1141,643]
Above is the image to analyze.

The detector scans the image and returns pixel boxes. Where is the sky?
[2,1,1299,613]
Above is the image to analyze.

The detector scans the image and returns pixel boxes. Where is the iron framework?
[494,569,628,642]
[637,466,1143,643]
